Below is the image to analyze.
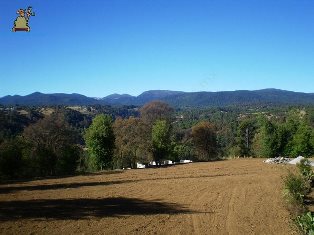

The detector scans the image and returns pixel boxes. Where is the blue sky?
[0,0,313,97]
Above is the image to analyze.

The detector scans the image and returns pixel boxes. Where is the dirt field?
[0,159,299,235]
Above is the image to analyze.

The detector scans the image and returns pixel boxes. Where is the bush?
[296,212,314,235]
[283,172,309,205]
[297,159,314,185]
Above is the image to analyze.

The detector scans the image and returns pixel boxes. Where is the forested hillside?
[1,89,314,107]
[1,102,314,179]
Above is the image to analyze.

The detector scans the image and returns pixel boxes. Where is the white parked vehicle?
[180,159,193,164]
[149,161,157,166]
[163,160,173,165]
[136,163,146,169]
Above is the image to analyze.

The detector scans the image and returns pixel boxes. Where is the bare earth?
[0,159,298,235]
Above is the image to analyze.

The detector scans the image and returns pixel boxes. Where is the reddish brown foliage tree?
[140,101,174,126]
[192,121,218,160]
[113,117,151,168]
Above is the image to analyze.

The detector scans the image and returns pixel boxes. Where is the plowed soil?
[0,159,298,234]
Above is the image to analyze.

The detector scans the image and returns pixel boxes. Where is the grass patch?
[296,212,314,235]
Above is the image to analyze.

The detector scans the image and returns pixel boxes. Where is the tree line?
[0,102,314,179]
[86,101,218,170]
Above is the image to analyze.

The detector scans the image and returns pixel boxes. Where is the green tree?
[236,119,256,157]
[172,143,194,161]
[282,110,302,155]
[191,121,218,160]
[84,114,115,170]
[55,145,81,175]
[152,120,171,164]
[276,123,291,157]
[139,101,174,165]
[305,107,314,128]
[252,118,278,158]
[289,122,314,157]
[0,138,24,178]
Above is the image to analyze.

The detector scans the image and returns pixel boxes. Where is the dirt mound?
[0,159,298,234]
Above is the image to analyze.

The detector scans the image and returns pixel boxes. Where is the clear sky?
[0,0,313,97]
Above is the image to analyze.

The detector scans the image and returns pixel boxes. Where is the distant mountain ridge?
[0,92,98,106]
[1,89,314,107]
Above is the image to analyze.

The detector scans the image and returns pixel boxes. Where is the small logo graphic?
[12,6,35,32]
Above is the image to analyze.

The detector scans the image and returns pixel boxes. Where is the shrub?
[297,159,314,185]
[283,172,309,205]
[296,212,314,235]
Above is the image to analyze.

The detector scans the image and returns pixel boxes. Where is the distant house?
[176,115,184,120]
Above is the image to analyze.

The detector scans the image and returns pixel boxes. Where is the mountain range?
[1,89,314,107]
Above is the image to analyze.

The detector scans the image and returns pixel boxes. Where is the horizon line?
[1,88,314,99]
[0,88,314,99]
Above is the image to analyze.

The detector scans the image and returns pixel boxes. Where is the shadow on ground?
[0,170,124,185]
[0,180,133,194]
[0,197,194,221]
[0,172,250,194]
